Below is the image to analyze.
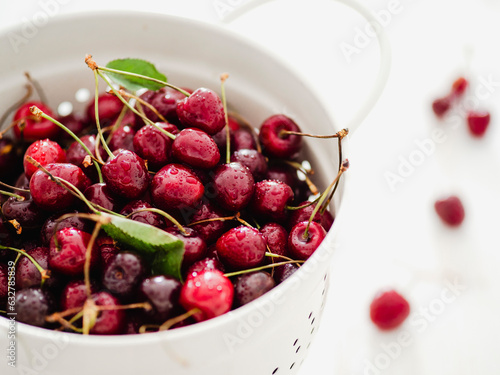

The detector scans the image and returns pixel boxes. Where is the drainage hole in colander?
[293,338,298,346]
[311,327,315,335]
[295,345,301,353]
[272,367,279,374]
[307,341,312,349]
[310,317,316,325]
[324,273,327,281]
[308,311,313,319]
[290,362,295,370]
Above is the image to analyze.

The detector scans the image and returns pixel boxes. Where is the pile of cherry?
[0,64,344,335]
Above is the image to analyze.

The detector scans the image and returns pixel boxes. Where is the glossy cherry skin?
[216,226,267,270]
[273,262,299,284]
[90,291,126,335]
[212,162,255,212]
[15,246,50,289]
[230,149,268,181]
[288,201,334,232]
[186,257,225,279]
[434,196,465,227]
[187,201,231,244]
[66,134,105,181]
[1,196,47,229]
[23,138,66,179]
[370,290,410,330]
[13,101,60,141]
[260,222,289,258]
[139,87,187,124]
[172,128,220,169]
[140,275,182,323]
[251,180,294,222]
[164,226,207,270]
[133,123,178,170]
[103,251,147,300]
[179,269,234,322]
[84,183,123,213]
[120,200,165,228]
[176,88,226,135]
[102,150,149,200]
[151,163,204,211]
[41,211,90,246]
[233,271,276,307]
[15,288,52,327]
[49,227,100,276]
[108,125,136,152]
[60,279,99,311]
[86,93,123,126]
[288,221,326,260]
[258,114,303,159]
[30,162,91,212]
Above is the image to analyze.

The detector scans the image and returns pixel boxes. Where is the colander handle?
[219,0,392,135]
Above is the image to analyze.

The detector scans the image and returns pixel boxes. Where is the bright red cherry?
[23,139,66,179]
[288,221,326,260]
[451,77,468,97]
[370,290,410,330]
[467,110,490,137]
[258,114,303,159]
[176,88,226,135]
[179,269,234,322]
[171,128,220,169]
[215,226,266,270]
[13,101,60,141]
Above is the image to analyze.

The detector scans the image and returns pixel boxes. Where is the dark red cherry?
[96,236,120,266]
[434,195,465,227]
[186,257,225,279]
[251,180,294,222]
[66,134,105,181]
[108,125,136,152]
[432,96,452,118]
[41,211,90,246]
[30,163,91,212]
[232,128,257,151]
[212,162,255,212]
[133,123,178,170]
[23,138,66,179]
[102,150,149,200]
[187,201,231,244]
[13,101,60,141]
[370,290,410,330]
[60,279,99,311]
[273,262,298,284]
[86,93,123,126]
[258,114,302,159]
[2,196,47,229]
[216,226,266,270]
[288,221,326,260]
[15,288,53,327]
[120,200,165,228]
[103,251,147,299]
[151,163,204,211]
[172,128,220,169]
[231,149,268,181]
[140,275,182,323]
[138,87,187,124]
[15,246,50,289]
[176,88,226,135]
[164,226,207,270]
[260,222,289,258]
[288,201,334,231]
[90,291,126,335]
[233,271,276,307]
[179,269,234,322]
[59,114,88,139]
[0,137,23,182]
[84,183,123,213]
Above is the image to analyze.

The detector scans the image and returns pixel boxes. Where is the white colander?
[0,3,390,374]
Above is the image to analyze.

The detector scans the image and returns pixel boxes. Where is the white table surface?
[2,0,500,374]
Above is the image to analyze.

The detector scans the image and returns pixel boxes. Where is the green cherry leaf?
[100,214,184,280]
[104,58,167,91]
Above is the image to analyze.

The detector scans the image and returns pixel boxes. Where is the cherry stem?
[279,128,349,139]
[0,245,49,287]
[220,73,231,164]
[96,65,191,97]
[187,214,237,227]
[281,160,318,195]
[98,301,152,312]
[0,180,30,192]
[0,189,25,201]
[24,72,47,104]
[117,89,168,123]
[93,70,115,160]
[303,160,348,239]
[320,137,343,215]
[29,105,104,183]
[126,208,187,235]
[0,84,32,130]
[84,222,101,298]
[159,308,200,331]
[105,104,129,144]
[265,252,295,262]
[224,260,304,278]
[285,197,319,211]
[96,71,176,141]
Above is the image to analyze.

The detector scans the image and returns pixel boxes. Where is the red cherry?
[176,88,226,135]
[432,96,452,118]
[451,77,468,97]
[215,226,266,270]
[288,221,326,260]
[251,179,294,222]
[370,290,410,330]
[13,101,60,141]
[179,269,234,322]
[466,110,490,137]
[171,128,220,169]
[434,195,465,227]
[23,139,66,179]
[258,114,303,159]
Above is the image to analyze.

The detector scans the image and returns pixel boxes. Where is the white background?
[2,0,500,374]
